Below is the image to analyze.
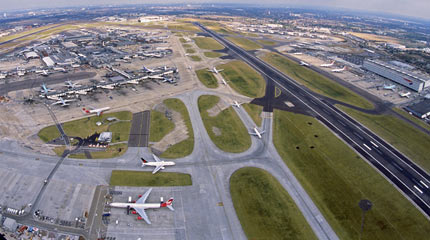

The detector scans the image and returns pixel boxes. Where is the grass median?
[230,167,317,240]
[189,55,202,61]
[226,37,262,50]
[219,60,266,98]
[161,98,195,158]
[110,170,192,186]
[273,109,430,239]
[261,52,373,109]
[193,36,224,50]
[196,69,218,88]
[203,51,223,58]
[338,105,430,171]
[243,103,263,126]
[198,95,251,153]
[149,110,175,142]
[38,111,132,143]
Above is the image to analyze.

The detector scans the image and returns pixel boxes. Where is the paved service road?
[195,22,430,218]
[128,110,150,147]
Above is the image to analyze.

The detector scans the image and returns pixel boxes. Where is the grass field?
[393,108,430,131]
[203,51,223,58]
[38,111,132,143]
[230,167,317,240]
[189,55,202,61]
[338,105,430,171]
[179,37,187,43]
[261,52,373,110]
[0,24,59,43]
[193,37,224,50]
[218,60,266,98]
[185,48,196,54]
[182,43,192,48]
[273,109,430,239]
[196,69,218,88]
[198,95,251,153]
[167,23,201,32]
[67,143,128,159]
[110,170,192,186]
[257,39,277,46]
[161,98,195,158]
[149,110,175,142]
[226,37,262,50]
[242,103,263,126]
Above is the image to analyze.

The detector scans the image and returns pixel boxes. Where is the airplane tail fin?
[82,108,90,113]
[166,198,174,211]
[140,158,147,167]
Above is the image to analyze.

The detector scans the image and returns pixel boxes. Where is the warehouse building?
[405,99,430,119]
[363,59,430,92]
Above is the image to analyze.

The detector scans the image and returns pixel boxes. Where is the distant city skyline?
[1,0,429,20]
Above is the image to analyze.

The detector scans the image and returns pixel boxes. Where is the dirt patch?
[207,98,230,117]
[151,104,189,152]
[212,126,221,136]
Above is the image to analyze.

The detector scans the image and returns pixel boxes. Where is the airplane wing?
[152,154,161,162]
[134,207,151,224]
[249,132,258,135]
[152,165,163,174]
[136,188,152,204]
[96,110,102,116]
[260,130,266,134]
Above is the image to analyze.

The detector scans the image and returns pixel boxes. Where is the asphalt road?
[0,71,96,95]
[128,110,150,147]
[195,22,430,218]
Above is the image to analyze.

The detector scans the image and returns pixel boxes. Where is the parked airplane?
[141,154,175,174]
[232,101,243,108]
[126,79,140,85]
[0,73,7,79]
[332,66,346,73]
[142,66,156,73]
[99,84,117,90]
[400,92,411,98]
[249,127,265,139]
[40,83,55,95]
[82,106,110,116]
[51,97,75,107]
[292,52,303,55]
[320,60,335,67]
[220,78,227,85]
[65,81,81,88]
[382,83,396,91]
[40,69,50,76]
[208,67,223,74]
[300,61,310,66]
[162,78,176,84]
[109,188,174,224]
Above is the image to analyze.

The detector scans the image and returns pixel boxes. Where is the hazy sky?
[1,0,429,20]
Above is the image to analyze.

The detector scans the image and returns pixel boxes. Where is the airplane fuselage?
[110,202,162,210]
[143,161,175,167]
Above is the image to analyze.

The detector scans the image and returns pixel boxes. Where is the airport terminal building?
[363,59,430,92]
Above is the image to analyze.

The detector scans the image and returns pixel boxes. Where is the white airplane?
[142,66,156,73]
[300,61,310,66]
[400,92,411,98]
[40,69,50,76]
[162,78,176,84]
[382,84,396,91]
[149,74,165,80]
[51,97,75,107]
[141,154,175,174]
[99,84,116,90]
[65,81,81,88]
[332,66,346,73]
[82,106,110,116]
[40,83,55,95]
[0,73,7,79]
[320,60,335,68]
[126,79,140,84]
[249,127,265,139]
[220,78,228,85]
[292,52,303,55]
[208,67,223,74]
[109,188,174,224]
[232,101,243,108]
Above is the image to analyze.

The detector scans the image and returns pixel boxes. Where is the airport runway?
[128,110,150,147]
[0,71,96,95]
[196,22,430,218]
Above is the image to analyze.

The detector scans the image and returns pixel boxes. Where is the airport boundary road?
[195,23,430,218]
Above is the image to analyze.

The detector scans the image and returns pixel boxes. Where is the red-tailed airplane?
[109,188,174,224]
[82,106,110,116]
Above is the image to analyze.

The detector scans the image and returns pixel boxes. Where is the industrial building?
[363,59,430,92]
[405,99,430,119]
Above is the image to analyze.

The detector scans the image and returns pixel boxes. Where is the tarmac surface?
[0,71,97,95]
[128,110,150,147]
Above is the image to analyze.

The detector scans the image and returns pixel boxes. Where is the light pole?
[359,199,372,240]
